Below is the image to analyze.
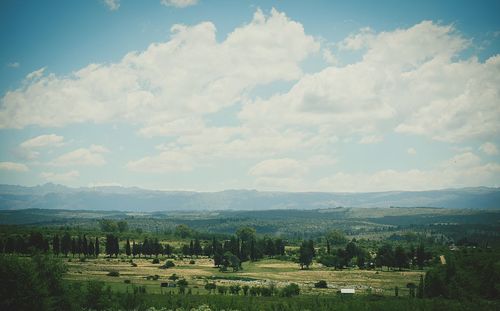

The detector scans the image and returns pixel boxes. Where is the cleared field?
[64,256,423,296]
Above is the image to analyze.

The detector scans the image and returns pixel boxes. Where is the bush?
[124,279,131,284]
[189,259,196,264]
[314,280,328,288]
[152,258,160,264]
[107,270,120,277]
[79,257,87,262]
[160,260,175,269]
[169,274,179,281]
[281,283,300,297]
[131,262,138,267]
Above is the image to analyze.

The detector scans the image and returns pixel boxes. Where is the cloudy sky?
[0,0,499,192]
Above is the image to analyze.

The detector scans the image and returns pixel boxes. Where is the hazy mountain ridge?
[0,184,499,212]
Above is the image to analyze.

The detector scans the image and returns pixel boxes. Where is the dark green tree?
[299,240,315,269]
[52,234,60,256]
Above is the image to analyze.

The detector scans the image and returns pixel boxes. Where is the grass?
[63,256,423,297]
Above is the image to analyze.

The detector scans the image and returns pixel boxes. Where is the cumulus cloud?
[479,142,499,155]
[104,0,120,11]
[40,170,80,183]
[0,162,29,172]
[50,145,109,167]
[240,21,500,142]
[160,0,198,8]
[20,134,64,149]
[0,9,318,132]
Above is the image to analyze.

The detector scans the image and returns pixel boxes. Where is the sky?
[0,0,499,192]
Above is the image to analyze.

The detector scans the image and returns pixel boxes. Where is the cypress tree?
[61,233,71,257]
[132,240,137,257]
[52,234,60,257]
[125,238,131,256]
[82,235,88,256]
[88,239,95,256]
[95,237,100,257]
[113,236,119,257]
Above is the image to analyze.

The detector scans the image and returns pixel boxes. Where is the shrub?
[131,262,138,267]
[124,279,131,284]
[160,260,175,269]
[79,257,87,262]
[314,280,328,288]
[107,270,120,277]
[189,260,196,264]
[152,258,160,264]
[281,283,300,297]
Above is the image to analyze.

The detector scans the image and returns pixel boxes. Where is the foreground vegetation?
[0,207,499,310]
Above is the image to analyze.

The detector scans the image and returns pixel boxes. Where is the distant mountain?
[0,184,498,212]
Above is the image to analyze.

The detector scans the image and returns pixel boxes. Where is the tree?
[193,238,202,256]
[88,239,95,257]
[213,240,223,267]
[416,243,426,269]
[417,274,424,298]
[280,283,300,297]
[326,230,346,245]
[376,244,395,269]
[125,238,131,257]
[95,237,100,257]
[222,251,241,272]
[299,240,315,269]
[132,240,138,257]
[174,224,192,238]
[117,221,128,233]
[61,233,71,257]
[177,279,188,294]
[314,280,327,288]
[82,235,88,256]
[394,245,408,270]
[99,219,118,232]
[52,234,60,256]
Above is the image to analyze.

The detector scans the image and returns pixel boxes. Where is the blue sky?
[0,0,499,191]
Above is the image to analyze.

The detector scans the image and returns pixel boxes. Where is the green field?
[64,256,423,297]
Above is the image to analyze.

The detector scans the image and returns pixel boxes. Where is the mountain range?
[0,183,499,212]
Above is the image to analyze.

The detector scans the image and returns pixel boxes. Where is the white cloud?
[249,158,306,178]
[40,170,80,183]
[20,134,64,149]
[50,145,109,167]
[240,21,500,142]
[317,152,500,192]
[0,162,29,172]
[104,0,120,11]
[407,147,417,155]
[126,150,193,173]
[160,0,198,8]
[359,135,383,144]
[479,142,499,155]
[7,62,20,68]
[322,49,338,65]
[0,9,318,131]
[25,67,46,80]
